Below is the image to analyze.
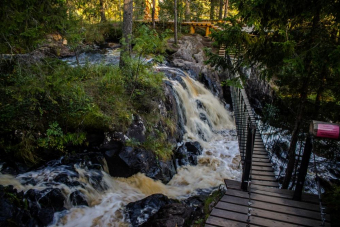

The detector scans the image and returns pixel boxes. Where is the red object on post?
[316,124,340,139]
[310,121,340,140]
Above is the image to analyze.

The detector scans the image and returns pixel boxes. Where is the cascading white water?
[0,66,241,226]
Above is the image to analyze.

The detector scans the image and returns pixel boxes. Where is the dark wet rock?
[174,141,203,168]
[196,100,205,110]
[199,113,212,128]
[141,203,193,227]
[85,169,107,191]
[126,194,175,227]
[54,173,81,187]
[200,73,220,97]
[38,188,65,212]
[127,115,146,143]
[0,162,30,176]
[86,133,105,148]
[20,177,37,186]
[158,160,177,183]
[36,208,54,226]
[0,185,39,227]
[60,152,105,169]
[70,191,88,206]
[104,146,175,183]
[183,195,207,222]
[185,142,203,155]
[100,132,125,152]
[164,82,185,141]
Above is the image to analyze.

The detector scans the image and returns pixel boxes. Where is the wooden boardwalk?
[206,180,330,226]
[205,79,329,226]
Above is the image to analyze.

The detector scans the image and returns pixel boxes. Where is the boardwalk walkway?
[205,66,329,226]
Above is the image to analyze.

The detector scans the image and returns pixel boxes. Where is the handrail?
[230,85,256,191]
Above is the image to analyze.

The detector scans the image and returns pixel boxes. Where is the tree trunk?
[185,0,190,22]
[314,73,326,118]
[224,0,228,18]
[210,0,216,20]
[281,91,307,189]
[219,0,223,20]
[99,0,107,22]
[152,0,155,29]
[119,0,133,68]
[174,0,178,44]
[282,5,320,190]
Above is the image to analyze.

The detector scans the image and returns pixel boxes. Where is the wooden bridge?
[205,74,330,226]
[135,19,224,37]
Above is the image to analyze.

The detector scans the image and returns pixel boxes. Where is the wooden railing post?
[241,122,256,191]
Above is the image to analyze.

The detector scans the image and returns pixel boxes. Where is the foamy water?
[0,66,240,226]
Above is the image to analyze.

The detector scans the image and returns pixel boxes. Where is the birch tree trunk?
[119,0,133,68]
[100,0,107,22]
[185,0,190,22]
[174,0,178,44]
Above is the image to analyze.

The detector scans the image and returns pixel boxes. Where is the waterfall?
[0,66,241,226]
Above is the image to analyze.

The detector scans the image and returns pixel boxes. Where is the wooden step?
[252,166,274,171]
[215,201,328,226]
[252,170,276,177]
[252,180,279,187]
[218,197,330,225]
[252,157,270,163]
[252,162,273,167]
[206,216,245,227]
[225,189,319,211]
[210,208,299,227]
[252,175,277,182]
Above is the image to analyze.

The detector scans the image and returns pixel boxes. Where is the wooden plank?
[252,166,274,171]
[251,162,273,167]
[220,195,330,222]
[252,170,276,177]
[251,185,320,204]
[253,154,269,158]
[211,208,299,227]
[215,201,328,227]
[205,216,245,227]
[250,188,319,204]
[224,179,241,190]
[252,175,276,182]
[225,189,320,211]
[252,158,270,163]
[252,180,279,187]
[216,202,321,226]
[252,152,268,156]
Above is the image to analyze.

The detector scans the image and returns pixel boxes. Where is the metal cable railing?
[230,83,257,226]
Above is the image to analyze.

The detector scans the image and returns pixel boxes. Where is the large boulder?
[174,141,203,168]
[127,115,146,143]
[126,194,174,227]
[70,190,88,207]
[104,146,176,183]
[0,186,38,227]
[141,203,193,227]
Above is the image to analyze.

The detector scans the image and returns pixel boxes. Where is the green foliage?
[84,22,122,43]
[0,45,173,164]
[0,0,68,53]
[38,122,86,152]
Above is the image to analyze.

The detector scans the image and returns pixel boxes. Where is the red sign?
[316,124,340,139]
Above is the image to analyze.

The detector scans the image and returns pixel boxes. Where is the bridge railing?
[230,85,256,191]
